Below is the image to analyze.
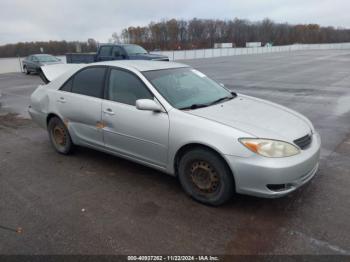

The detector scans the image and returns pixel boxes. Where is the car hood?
[128,53,169,60]
[187,94,312,141]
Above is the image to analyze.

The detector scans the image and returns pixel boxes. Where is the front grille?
[294,134,312,149]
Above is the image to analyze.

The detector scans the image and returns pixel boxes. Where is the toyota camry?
[29,61,321,205]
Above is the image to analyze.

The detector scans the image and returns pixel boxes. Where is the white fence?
[1,43,350,74]
[153,43,350,61]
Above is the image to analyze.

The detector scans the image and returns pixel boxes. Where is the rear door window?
[60,78,73,92]
[71,67,106,98]
[112,46,124,58]
[99,46,112,57]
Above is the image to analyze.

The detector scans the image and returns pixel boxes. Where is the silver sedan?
[29,60,321,205]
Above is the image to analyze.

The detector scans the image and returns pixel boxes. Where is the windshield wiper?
[208,93,236,106]
[179,103,209,110]
[180,92,237,110]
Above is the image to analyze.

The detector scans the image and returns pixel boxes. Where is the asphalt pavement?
[0,50,350,255]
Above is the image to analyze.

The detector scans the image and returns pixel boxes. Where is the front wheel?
[178,148,235,206]
[48,117,74,154]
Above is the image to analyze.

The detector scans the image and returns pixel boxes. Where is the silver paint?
[29,60,321,198]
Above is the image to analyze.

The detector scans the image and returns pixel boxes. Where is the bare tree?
[110,33,121,44]
[1,18,350,57]
[117,18,350,51]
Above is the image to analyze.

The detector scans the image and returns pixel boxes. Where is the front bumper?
[224,132,321,198]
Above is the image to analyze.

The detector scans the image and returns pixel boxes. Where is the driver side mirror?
[136,99,162,112]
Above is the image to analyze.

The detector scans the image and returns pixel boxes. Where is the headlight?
[239,138,300,158]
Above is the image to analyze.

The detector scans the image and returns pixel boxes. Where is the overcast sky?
[1,0,349,45]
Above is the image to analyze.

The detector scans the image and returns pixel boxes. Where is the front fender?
[166,109,255,174]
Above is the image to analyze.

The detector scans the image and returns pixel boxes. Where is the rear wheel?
[23,66,29,75]
[178,148,235,206]
[48,117,74,154]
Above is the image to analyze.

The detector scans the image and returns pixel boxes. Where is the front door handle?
[103,108,115,115]
[57,97,66,103]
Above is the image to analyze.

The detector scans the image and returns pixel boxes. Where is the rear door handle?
[57,97,66,103]
[103,108,115,115]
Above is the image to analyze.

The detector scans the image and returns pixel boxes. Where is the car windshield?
[36,55,59,62]
[123,45,148,55]
[143,67,234,109]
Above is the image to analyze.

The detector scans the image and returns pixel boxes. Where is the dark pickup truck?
[66,44,169,63]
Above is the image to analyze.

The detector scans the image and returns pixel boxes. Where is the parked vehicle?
[29,61,321,205]
[66,44,169,64]
[22,54,63,74]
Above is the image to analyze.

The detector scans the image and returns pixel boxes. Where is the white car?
[29,61,321,205]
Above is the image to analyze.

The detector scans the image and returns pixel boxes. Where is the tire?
[48,117,74,154]
[23,66,29,75]
[178,147,235,206]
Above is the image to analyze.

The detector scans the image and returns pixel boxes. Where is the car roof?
[40,61,191,83]
[32,54,54,56]
[99,43,142,46]
[90,60,190,72]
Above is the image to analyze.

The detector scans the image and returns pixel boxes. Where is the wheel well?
[174,143,233,178]
[46,113,60,127]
